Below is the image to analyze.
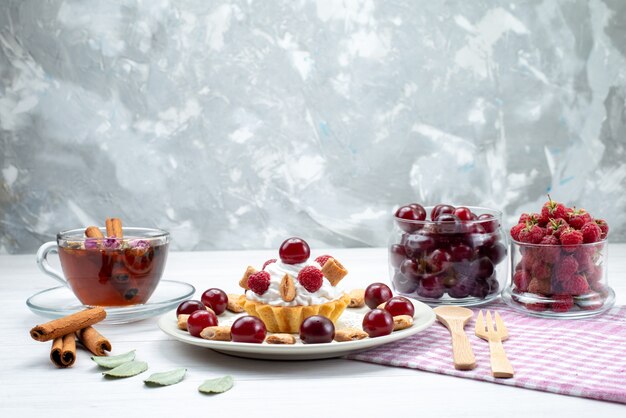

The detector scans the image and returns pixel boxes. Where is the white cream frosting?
[245,260,344,307]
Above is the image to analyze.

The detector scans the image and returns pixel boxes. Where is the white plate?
[27,280,195,324]
[158,300,435,360]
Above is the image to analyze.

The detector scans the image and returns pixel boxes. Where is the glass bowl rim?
[510,237,608,247]
[394,205,502,225]
[57,227,170,241]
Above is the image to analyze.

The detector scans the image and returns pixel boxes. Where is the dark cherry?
[200,288,228,315]
[404,233,435,258]
[448,274,475,299]
[384,296,415,317]
[392,271,418,294]
[481,242,507,265]
[364,282,393,309]
[389,244,407,268]
[435,214,461,233]
[431,204,455,221]
[176,300,206,316]
[299,315,335,344]
[231,316,267,343]
[279,237,310,264]
[395,204,427,232]
[477,213,499,233]
[470,275,499,298]
[187,309,218,337]
[400,258,420,279]
[473,257,495,279]
[416,274,445,299]
[449,244,474,262]
[453,207,473,221]
[362,309,394,338]
[427,249,452,272]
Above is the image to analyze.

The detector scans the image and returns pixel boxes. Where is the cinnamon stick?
[30,307,107,342]
[105,218,123,238]
[50,333,76,367]
[76,326,111,356]
[85,226,104,238]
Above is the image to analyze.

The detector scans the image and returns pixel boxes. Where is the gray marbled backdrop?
[1,0,626,253]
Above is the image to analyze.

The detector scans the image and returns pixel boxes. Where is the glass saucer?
[26,280,195,324]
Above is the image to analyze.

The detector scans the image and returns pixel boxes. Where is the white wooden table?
[2,247,625,417]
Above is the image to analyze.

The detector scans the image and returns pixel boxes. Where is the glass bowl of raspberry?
[502,238,615,318]
[502,199,615,317]
[389,204,508,307]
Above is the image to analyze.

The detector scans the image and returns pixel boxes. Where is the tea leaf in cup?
[198,375,234,394]
[91,350,136,368]
[102,360,148,378]
[144,368,187,386]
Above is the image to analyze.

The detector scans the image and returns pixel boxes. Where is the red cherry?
[395,204,427,232]
[389,244,407,268]
[477,213,499,233]
[278,237,310,264]
[362,309,394,337]
[231,316,267,343]
[431,204,455,221]
[187,309,218,337]
[384,296,415,317]
[200,288,228,315]
[364,282,393,309]
[450,244,474,262]
[454,207,473,221]
[300,315,335,344]
[176,300,206,316]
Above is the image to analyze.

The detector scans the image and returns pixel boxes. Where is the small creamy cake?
[238,238,350,333]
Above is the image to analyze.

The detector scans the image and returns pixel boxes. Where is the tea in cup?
[36,225,169,307]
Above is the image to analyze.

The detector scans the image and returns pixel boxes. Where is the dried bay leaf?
[102,360,148,378]
[91,350,136,368]
[198,375,234,394]
[144,368,187,386]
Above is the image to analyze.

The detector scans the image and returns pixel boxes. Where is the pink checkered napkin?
[347,302,626,404]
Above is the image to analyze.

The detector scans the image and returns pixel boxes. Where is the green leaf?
[144,368,187,386]
[102,361,148,378]
[198,375,234,394]
[91,350,136,368]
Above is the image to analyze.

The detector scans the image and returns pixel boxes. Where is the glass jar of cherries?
[389,204,507,306]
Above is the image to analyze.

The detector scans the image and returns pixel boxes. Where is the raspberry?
[528,278,551,295]
[538,234,561,263]
[525,302,549,312]
[262,259,277,270]
[585,265,603,287]
[513,270,532,292]
[567,207,592,229]
[297,265,324,293]
[594,219,609,240]
[510,223,525,241]
[575,252,594,273]
[554,256,579,284]
[531,261,552,280]
[518,213,540,225]
[559,227,583,252]
[580,222,601,243]
[315,255,333,267]
[551,294,574,313]
[248,271,271,295]
[540,196,568,224]
[559,274,589,295]
[546,218,569,238]
[518,223,545,244]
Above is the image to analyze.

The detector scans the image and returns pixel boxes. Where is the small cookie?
[393,315,413,331]
[348,289,365,308]
[321,258,348,286]
[265,334,296,345]
[334,328,368,342]
[227,293,245,313]
[177,314,190,331]
[239,266,257,290]
[280,274,296,302]
[200,326,232,341]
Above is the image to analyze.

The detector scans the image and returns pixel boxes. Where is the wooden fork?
[475,310,514,378]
